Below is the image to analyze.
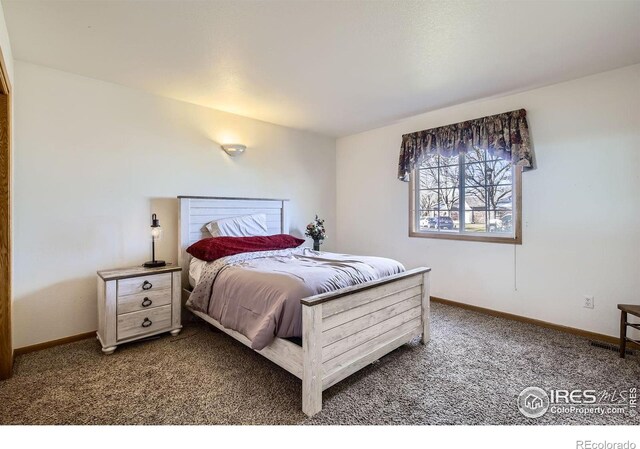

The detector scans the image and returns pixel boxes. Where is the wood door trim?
[0,43,12,380]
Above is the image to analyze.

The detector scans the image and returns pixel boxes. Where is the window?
[409,148,522,244]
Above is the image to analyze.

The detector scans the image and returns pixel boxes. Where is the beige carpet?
[1,302,639,425]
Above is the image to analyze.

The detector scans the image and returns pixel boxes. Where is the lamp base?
[143,260,166,268]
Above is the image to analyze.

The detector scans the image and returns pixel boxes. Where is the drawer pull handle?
[142,281,153,290]
[142,318,153,328]
[141,298,153,307]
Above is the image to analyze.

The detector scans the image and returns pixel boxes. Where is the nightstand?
[97,264,182,354]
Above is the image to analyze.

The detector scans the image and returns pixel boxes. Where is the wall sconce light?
[221,144,246,157]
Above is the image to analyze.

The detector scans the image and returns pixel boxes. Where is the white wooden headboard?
[178,196,290,289]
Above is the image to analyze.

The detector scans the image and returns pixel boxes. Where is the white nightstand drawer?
[117,305,172,341]
[98,265,181,354]
[117,272,171,297]
[117,289,172,315]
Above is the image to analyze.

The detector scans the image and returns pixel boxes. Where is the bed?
[178,195,431,416]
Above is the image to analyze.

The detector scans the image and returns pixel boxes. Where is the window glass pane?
[419,211,439,231]
[437,188,459,215]
[433,213,457,232]
[465,148,485,164]
[488,210,513,233]
[419,190,439,211]
[449,210,461,231]
[464,184,485,210]
[494,210,513,233]
[464,162,485,190]
[488,211,503,233]
[465,210,487,233]
[485,159,512,186]
[439,154,459,167]
[437,215,457,232]
[488,185,512,210]
[419,168,438,189]
[438,164,459,188]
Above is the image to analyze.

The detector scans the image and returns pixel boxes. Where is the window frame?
[408,157,522,244]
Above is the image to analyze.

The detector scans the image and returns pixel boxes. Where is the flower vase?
[313,239,321,251]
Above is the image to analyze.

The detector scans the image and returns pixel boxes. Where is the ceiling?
[3,0,640,137]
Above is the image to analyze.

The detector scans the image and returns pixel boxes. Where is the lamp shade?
[151,225,162,241]
[150,213,162,240]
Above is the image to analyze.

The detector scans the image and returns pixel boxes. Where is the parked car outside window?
[422,216,454,230]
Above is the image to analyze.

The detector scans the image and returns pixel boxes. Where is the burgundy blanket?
[187,234,305,261]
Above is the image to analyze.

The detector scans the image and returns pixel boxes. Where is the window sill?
[409,231,522,245]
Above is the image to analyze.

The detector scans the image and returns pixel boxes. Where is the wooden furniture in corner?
[97,265,182,354]
[618,304,640,358]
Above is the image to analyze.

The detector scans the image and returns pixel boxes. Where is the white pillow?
[205,214,269,237]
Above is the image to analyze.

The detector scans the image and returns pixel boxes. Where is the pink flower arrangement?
[305,215,326,241]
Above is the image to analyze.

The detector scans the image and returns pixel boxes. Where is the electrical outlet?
[584,296,594,309]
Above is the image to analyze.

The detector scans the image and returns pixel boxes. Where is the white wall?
[13,61,336,348]
[337,64,640,338]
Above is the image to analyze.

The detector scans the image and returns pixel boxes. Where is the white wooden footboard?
[300,267,431,416]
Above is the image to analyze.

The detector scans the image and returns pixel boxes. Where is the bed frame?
[178,195,430,416]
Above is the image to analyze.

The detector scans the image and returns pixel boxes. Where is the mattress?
[189,256,208,288]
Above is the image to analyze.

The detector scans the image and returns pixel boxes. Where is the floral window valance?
[397,108,534,181]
